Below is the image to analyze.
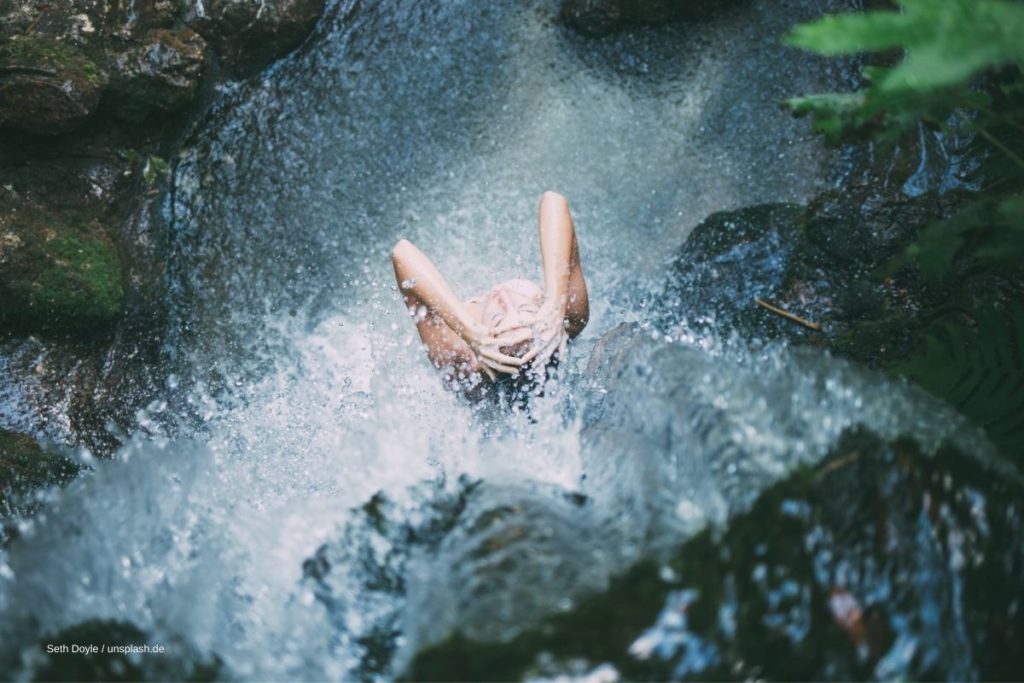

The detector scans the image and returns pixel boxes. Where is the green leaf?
[785,0,1024,143]
[884,194,1024,282]
[893,301,1024,458]
[785,4,924,55]
[787,0,1024,94]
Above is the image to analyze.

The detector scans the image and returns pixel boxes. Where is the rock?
[0,0,326,456]
[0,429,77,518]
[0,195,124,334]
[189,0,326,76]
[658,202,807,336]
[405,429,1024,681]
[561,0,734,36]
[301,479,611,680]
[657,185,990,368]
[108,28,207,122]
[0,36,102,135]
[125,0,185,32]
[561,0,623,37]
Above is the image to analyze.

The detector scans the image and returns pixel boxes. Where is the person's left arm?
[496,191,589,366]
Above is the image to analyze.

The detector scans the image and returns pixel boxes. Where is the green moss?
[0,430,78,514]
[0,36,100,86]
[0,200,124,334]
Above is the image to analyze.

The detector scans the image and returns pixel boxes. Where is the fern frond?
[894,301,1024,457]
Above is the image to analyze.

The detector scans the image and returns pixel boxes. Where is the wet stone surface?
[107,28,207,123]
[0,36,102,135]
[656,182,1022,370]
[406,428,1024,681]
[0,429,77,523]
[0,195,124,334]
[560,0,739,37]
[0,0,328,453]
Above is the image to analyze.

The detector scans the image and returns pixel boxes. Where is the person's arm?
[391,239,528,376]
[498,192,588,365]
[538,191,589,338]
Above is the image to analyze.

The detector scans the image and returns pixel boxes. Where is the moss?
[0,430,78,514]
[829,314,917,367]
[0,36,101,86]
[0,199,124,334]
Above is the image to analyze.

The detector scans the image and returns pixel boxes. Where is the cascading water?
[0,0,998,680]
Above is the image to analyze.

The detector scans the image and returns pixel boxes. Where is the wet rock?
[0,195,123,334]
[657,185,994,368]
[108,28,207,122]
[0,429,77,518]
[124,0,186,32]
[189,0,326,76]
[0,0,325,455]
[0,36,102,135]
[658,202,807,336]
[561,0,735,37]
[406,429,1024,681]
[561,0,623,37]
[302,479,612,679]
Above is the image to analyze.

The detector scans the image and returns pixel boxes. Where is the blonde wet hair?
[466,278,544,356]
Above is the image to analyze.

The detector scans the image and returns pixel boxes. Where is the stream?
[0,0,1007,680]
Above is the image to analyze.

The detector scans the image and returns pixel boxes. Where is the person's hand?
[463,321,533,378]
[496,301,568,369]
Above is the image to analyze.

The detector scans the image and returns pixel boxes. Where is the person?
[392,191,589,390]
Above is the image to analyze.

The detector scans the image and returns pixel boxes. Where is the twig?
[22,10,44,35]
[755,298,822,331]
[816,450,861,479]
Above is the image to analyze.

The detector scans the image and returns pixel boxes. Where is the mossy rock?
[0,198,124,334]
[406,429,1024,681]
[108,29,207,123]
[0,36,102,134]
[0,429,77,515]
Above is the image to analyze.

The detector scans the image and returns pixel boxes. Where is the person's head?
[480,279,543,357]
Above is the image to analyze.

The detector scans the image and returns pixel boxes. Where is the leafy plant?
[785,0,1024,460]
[893,302,1024,456]
[117,149,172,186]
[785,0,1024,137]
[784,0,1024,279]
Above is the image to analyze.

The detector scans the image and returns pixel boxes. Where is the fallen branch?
[22,11,44,35]
[755,298,822,331]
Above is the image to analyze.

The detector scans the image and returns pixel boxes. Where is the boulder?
[657,185,989,368]
[189,0,326,76]
[108,28,207,122]
[301,479,611,680]
[0,429,77,518]
[0,36,102,135]
[561,0,735,37]
[406,429,1024,681]
[0,196,124,334]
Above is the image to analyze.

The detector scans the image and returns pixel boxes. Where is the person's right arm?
[391,239,528,376]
